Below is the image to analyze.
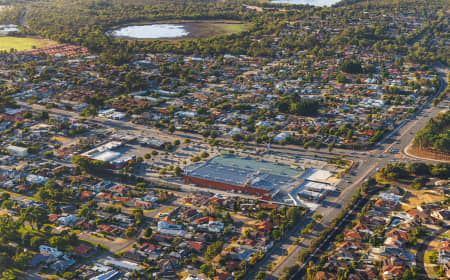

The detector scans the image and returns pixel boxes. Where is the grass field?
[177,21,249,39]
[0,36,57,52]
[189,22,248,38]
[401,187,445,211]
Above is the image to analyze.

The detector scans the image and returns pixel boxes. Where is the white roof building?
[39,245,63,258]
[273,132,292,143]
[102,257,142,271]
[7,145,28,157]
[26,174,49,184]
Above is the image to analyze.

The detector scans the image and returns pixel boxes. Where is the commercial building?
[184,155,303,197]
[138,137,169,149]
[184,155,339,205]
[99,109,126,120]
[80,141,135,169]
[295,180,336,202]
[101,257,142,271]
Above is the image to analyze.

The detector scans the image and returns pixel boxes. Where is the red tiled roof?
[73,244,93,255]
[80,190,95,199]
[256,221,273,232]
[345,231,365,240]
[187,241,205,251]
[260,203,280,210]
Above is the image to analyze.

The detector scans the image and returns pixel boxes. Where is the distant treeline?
[0,5,24,25]
[0,0,447,66]
[333,0,368,7]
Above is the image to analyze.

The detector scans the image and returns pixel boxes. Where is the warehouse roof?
[209,154,303,178]
[92,151,121,162]
[186,155,301,192]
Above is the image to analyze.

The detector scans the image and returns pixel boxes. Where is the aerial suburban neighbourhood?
[0,0,448,279]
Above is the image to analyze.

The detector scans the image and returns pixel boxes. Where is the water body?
[0,24,19,35]
[270,0,341,6]
[109,24,189,39]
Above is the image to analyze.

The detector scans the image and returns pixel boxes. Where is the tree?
[341,60,362,74]
[287,207,302,223]
[49,236,69,250]
[80,106,98,117]
[31,207,48,230]
[312,213,323,221]
[78,207,92,219]
[328,143,334,152]
[30,236,43,250]
[43,151,54,158]
[174,166,182,176]
[191,156,201,162]
[62,272,76,279]
[402,266,418,280]
[13,251,32,269]
[200,151,209,158]
[144,227,152,237]
[336,73,347,83]
[0,192,10,201]
[40,111,49,120]
[125,227,137,238]
[408,162,430,176]
[205,241,224,260]
[272,229,282,241]
[1,199,15,210]
[411,176,429,189]
[27,145,39,154]
[256,211,268,221]
[255,271,266,280]
[72,155,89,170]
[132,209,144,226]
[298,249,311,263]
[200,263,215,277]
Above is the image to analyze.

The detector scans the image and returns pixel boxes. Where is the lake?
[0,24,19,35]
[110,24,189,39]
[108,21,248,40]
[270,0,341,6]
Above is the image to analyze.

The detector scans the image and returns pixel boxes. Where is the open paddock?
[0,36,58,52]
